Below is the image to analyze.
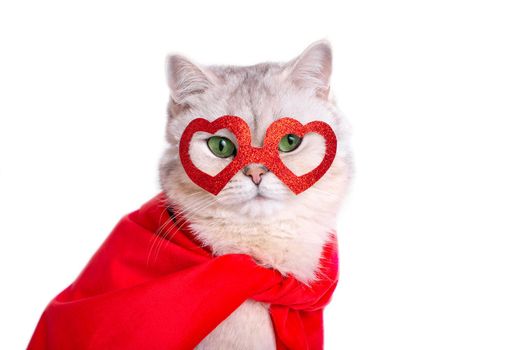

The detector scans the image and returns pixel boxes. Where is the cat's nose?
[242,164,269,185]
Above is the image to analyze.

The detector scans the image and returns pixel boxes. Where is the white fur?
[160,40,351,349]
[195,300,275,350]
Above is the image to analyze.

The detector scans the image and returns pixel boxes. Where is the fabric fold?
[28,193,338,350]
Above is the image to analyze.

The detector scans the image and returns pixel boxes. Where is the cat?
[159,40,352,349]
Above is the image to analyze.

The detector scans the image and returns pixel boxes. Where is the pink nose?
[242,164,269,185]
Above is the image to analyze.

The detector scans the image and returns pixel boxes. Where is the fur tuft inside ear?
[166,54,215,104]
[286,40,333,98]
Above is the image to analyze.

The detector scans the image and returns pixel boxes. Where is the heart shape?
[179,115,337,195]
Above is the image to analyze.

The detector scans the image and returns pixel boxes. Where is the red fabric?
[28,193,339,350]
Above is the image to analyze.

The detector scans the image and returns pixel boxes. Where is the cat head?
[159,40,351,223]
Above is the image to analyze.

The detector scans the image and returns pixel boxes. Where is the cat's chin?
[235,195,285,218]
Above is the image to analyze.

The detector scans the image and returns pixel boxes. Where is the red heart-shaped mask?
[179,115,337,195]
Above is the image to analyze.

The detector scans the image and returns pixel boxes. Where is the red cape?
[28,193,339,349]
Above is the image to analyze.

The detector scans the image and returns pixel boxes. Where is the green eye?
[278,134,302,152]
[207,136,236,158]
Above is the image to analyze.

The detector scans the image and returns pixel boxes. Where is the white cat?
[159,40,352,349]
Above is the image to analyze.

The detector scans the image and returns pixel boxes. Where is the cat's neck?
[187,210,336,283]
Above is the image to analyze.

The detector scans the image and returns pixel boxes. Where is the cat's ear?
[165,54,216,105]
[285,40,333,99]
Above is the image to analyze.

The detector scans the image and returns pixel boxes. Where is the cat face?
[160,41,351,221]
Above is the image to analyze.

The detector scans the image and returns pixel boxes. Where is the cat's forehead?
[207,66,335,142]
[176,64,336,145]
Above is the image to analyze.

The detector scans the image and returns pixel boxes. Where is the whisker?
[152,194,219,260]
[153,197,218,263]
[147,194,210,266]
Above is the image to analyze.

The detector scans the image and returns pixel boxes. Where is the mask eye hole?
[278,134,302,152]
[207,136,237,158]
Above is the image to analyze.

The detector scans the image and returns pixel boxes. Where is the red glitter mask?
[179,115,337,195]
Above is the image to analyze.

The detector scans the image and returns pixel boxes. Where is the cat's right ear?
[284,40,333,99]
[165,54,215,105]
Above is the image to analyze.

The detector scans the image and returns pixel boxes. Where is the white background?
[1,1,524,349]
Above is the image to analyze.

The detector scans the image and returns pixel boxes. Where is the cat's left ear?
[285,40,333,99]
[165,54,216,105]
